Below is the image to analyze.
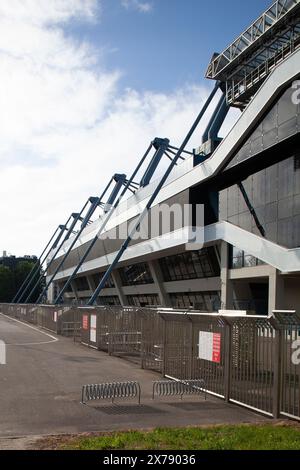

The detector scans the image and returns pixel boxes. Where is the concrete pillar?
[111,270,127,306]
[70,280,79,302]
[220,242,234,310]
[148,260,171,307]
[268,268,285,313]
[47,282,55,303]
[86,275,96,292]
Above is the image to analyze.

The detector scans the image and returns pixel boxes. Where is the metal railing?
[227,33,300,105]
[61,321,81,341]
[0,303,81,336]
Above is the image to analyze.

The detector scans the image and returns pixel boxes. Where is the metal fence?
[79,306,164,371]
[0,303,81,336]
[0,303,299,420]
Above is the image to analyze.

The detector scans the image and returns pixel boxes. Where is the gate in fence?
[274,310,300,420]
[79,306,164,371]
[160,310,300,420]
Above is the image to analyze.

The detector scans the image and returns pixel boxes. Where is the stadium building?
[16,1,300,315]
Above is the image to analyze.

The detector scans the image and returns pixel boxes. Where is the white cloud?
[0,0,237,257]
[0,0,99,26]
[121,0,153,13]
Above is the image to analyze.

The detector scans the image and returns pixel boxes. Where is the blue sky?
[67,0,271,92]
[0,0,272,255]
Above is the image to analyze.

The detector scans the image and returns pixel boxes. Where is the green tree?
[0,266,15,302]
[14,260,44,303]
[0,260,44,304]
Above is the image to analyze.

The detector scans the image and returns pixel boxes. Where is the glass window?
[120,263,154,286]
[230,245,265,269]
[58,282,72,293]
[192,253,204,278]
[244,254,257,268]
[186,253,197,277]
[294,155,300,171]
[159,248,219,282]
[172,258,182,280]
[75,276,89,292]
[92,273,115,289]
[177,254,189,278]
[231,246,244,269]
[98,296,121,306]
[126,294,160,307]
[169,292,220,311]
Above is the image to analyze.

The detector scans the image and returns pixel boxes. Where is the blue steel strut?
[12,224,65,304]
[38,175,127,304]
[87,81,220,305]
[24,206,89,304]
[53,143,157,304]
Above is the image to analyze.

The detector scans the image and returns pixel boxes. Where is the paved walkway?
[0,314,268,448]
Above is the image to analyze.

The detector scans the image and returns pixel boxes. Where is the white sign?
[198,331,221,363]
[0,341,6,365]
[90,315,97,343]
[292,340,300,365]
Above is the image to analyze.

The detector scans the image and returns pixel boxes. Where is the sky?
[0,0,271,257]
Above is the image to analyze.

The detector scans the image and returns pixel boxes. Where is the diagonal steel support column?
[24,211,84,304]
[17,214,78,304]
[53,142,155,305]
[88,82,220,305]
[12,225,65,304]
[203,93,229,143]
[39,175,124,304]
[36,198,101,304]
[140,138,170,187]
[23,199,91,304]
[105,174,127,211]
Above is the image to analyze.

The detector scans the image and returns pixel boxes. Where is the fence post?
[273,326,282,419]
[224,319,232,403]
[189,319,193,380]
[141,313,145,370]
[162,316,167,378]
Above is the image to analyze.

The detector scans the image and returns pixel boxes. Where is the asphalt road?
[0,313,267,439]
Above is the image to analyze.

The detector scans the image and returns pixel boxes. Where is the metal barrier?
[152,379,206,400]
[161,312,226,397]
[106,332,141,356]
[141,309,165,372]
[1,303,300,420]
[61,321,81,341]
[0,303,81,336]
[81,381,141,405]
[229,317,275,415]
[274,311,300,420]
[80,305,142,353]
[79,306,164,371]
